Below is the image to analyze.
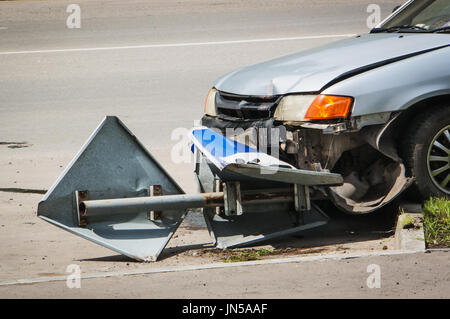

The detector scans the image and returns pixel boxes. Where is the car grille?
[215,91,280,121]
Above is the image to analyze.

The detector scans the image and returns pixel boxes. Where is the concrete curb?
[0,249,421,287]
[395,203,426,252]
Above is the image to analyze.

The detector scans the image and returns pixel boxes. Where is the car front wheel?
[403,105,450,199]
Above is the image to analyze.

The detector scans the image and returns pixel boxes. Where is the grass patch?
[400,213,416,229]
[222,248,275,263]
[423,197,450,248]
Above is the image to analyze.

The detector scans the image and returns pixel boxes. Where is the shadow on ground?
[268,200,400,250]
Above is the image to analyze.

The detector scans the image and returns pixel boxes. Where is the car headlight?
[204,88,218,117]
[273,95,317,121]
[274,94,353,121]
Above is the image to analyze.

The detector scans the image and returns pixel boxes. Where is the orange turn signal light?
[304,95,353,120]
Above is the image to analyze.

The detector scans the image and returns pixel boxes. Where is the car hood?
[213,33,450,96]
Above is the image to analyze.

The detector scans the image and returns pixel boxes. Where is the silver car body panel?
[323,44,450,117]
[214,34,450,116]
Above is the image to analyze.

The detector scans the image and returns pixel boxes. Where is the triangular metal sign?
[37,116,186,261]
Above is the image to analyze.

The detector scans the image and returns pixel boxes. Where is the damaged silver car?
[201,0,450,214]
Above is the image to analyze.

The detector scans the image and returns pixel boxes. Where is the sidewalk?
[1,250,448,298]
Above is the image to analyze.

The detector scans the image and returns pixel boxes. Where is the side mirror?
[392,5,401,13]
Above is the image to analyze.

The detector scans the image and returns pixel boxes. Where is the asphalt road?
[0,0,401,193]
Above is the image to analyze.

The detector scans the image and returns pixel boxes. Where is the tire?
[402,105,450,199]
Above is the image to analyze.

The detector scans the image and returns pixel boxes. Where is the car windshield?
[376,0,450,32]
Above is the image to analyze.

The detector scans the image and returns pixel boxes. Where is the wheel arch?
[375,94,450,162]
